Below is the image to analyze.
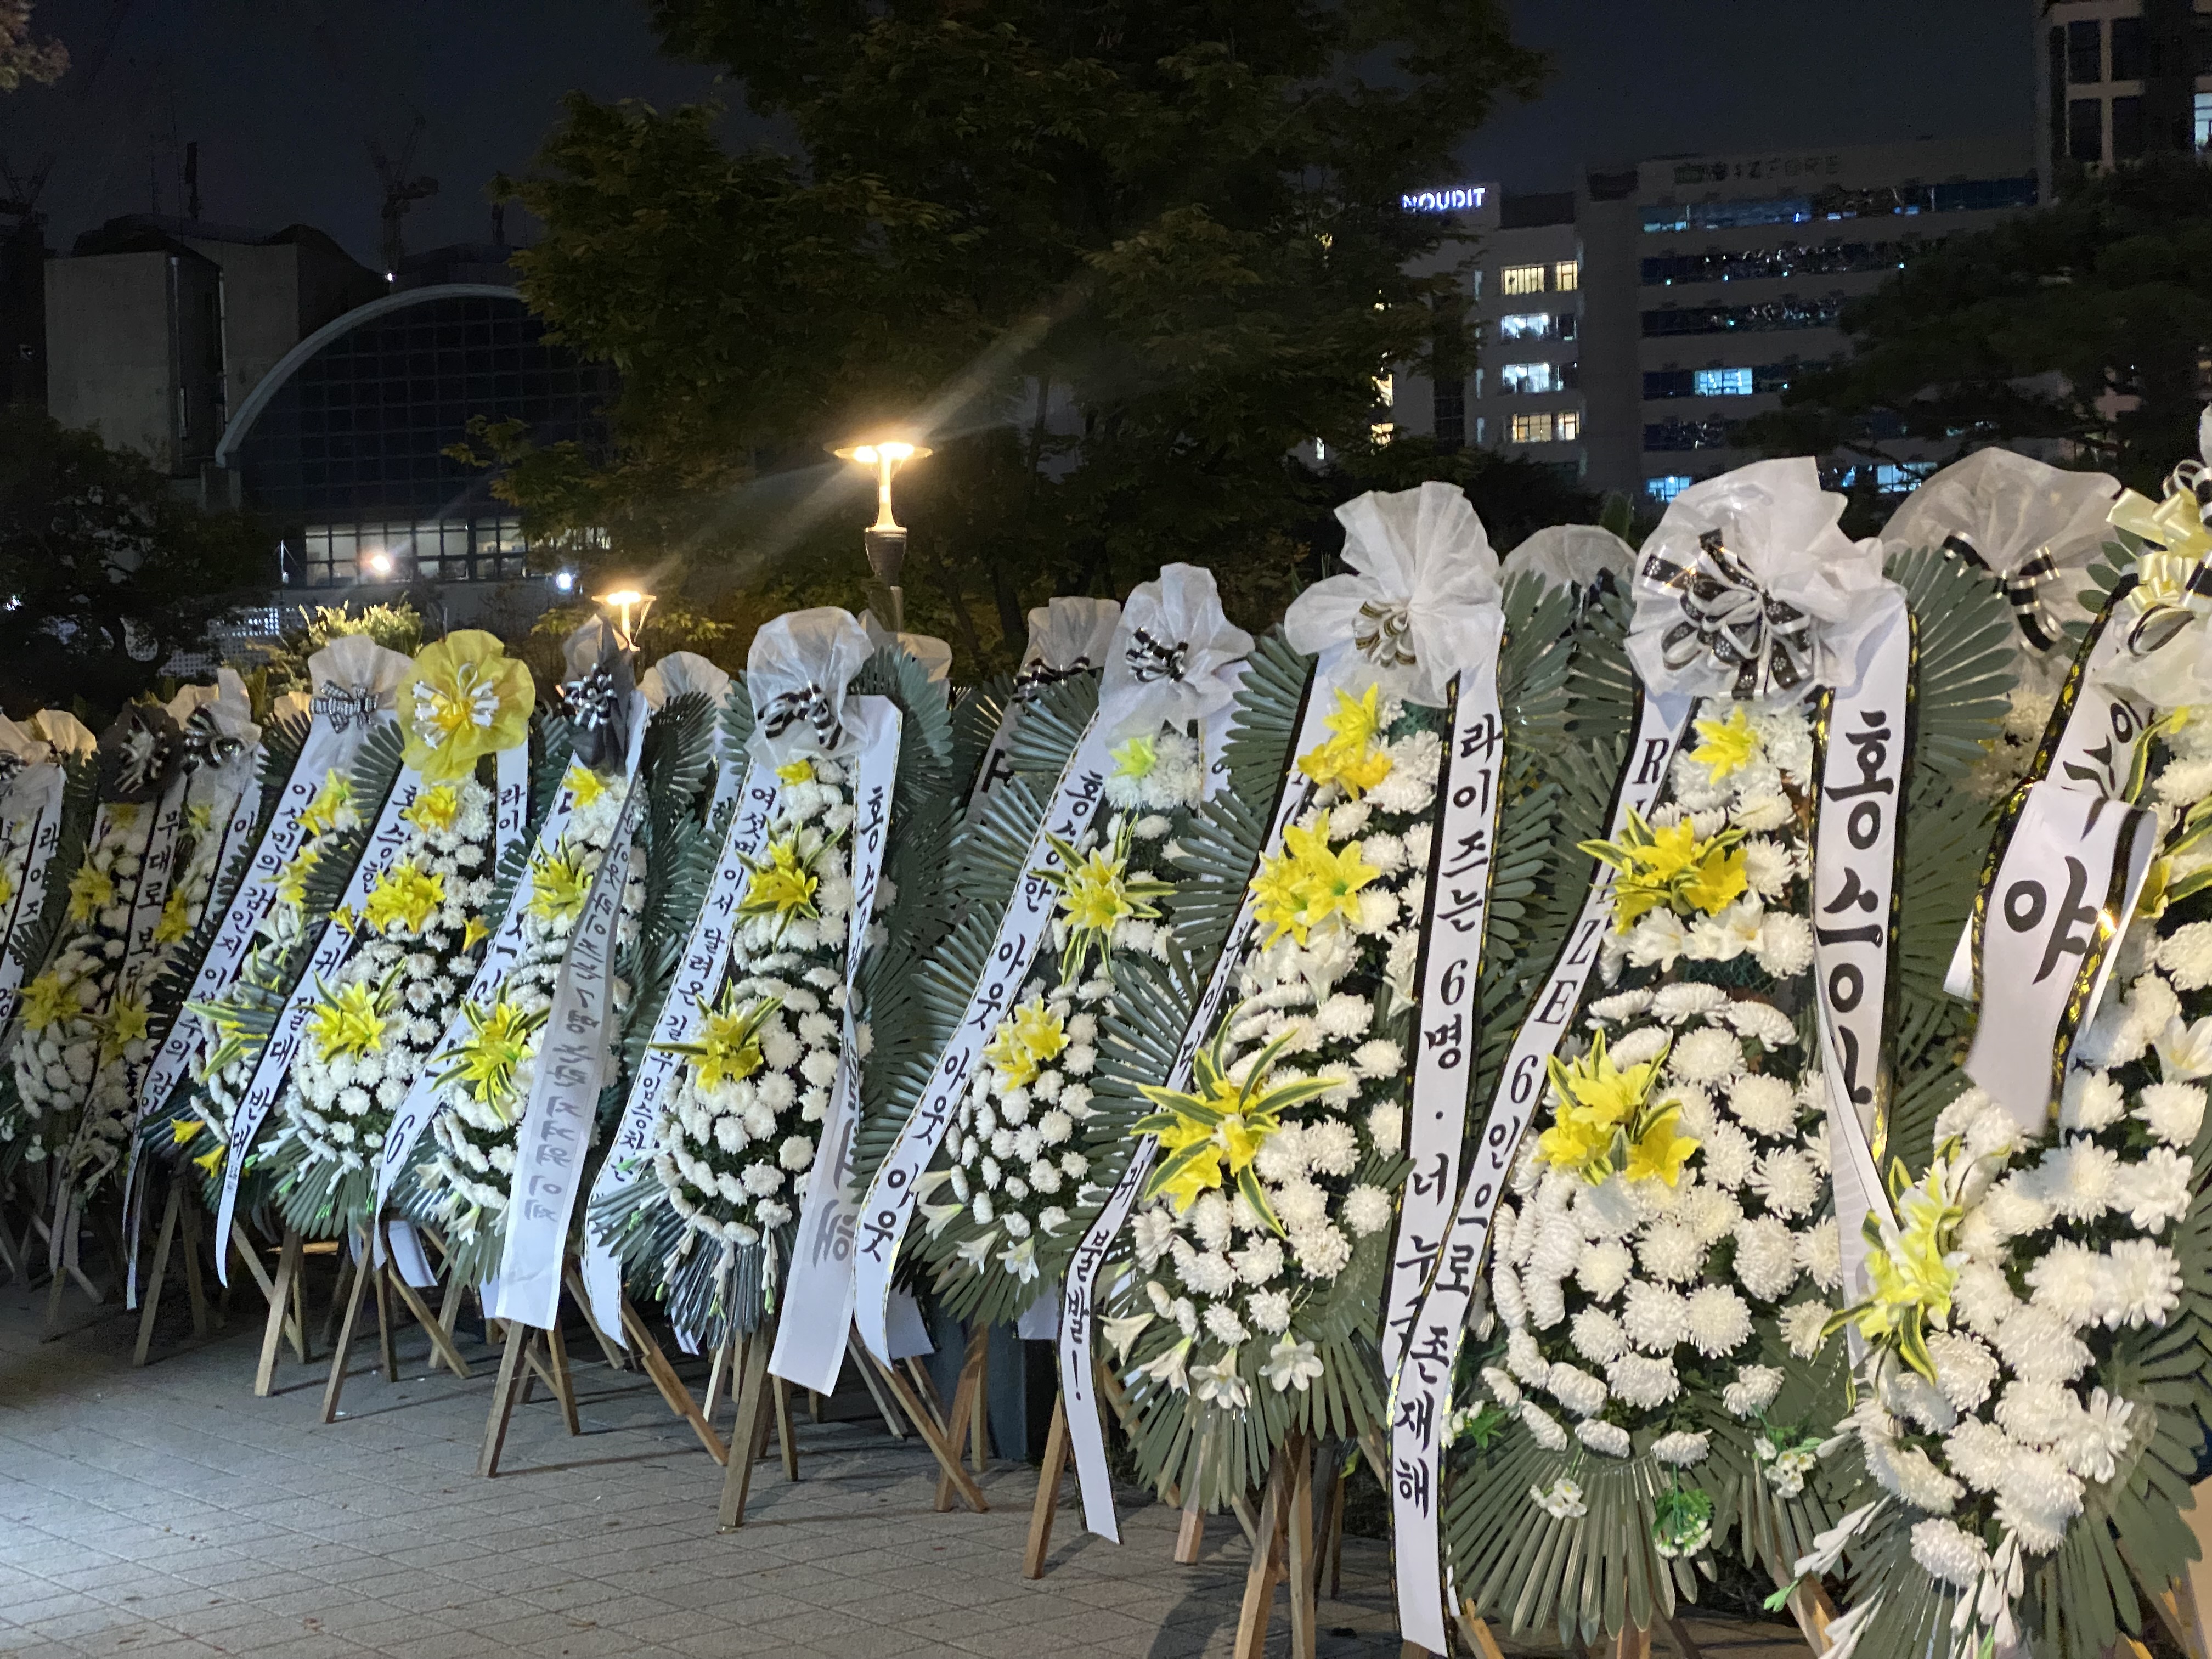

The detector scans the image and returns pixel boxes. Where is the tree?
[1743,156,2212,497]
[0,1,65,91]
[0,410,270,720]
[484,0,1547,672]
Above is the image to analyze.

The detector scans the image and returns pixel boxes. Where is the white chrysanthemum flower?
[2027,1136,2122,1223]
[1733,1216,1800,1300]
[1752,911,1814,978]
[1621,1281,1689,1353]
[1721,1365,1785,1418]
[1911,1519,1991,1590]
[1727,1072,1798,1138]
[1925,1330,1999,1414]
[2106,1237,2183,1327]
[1609,1353,1680,1410]
[1683,1285,1751,1357]
[2058,1069,2128,1133]
[1546,1363,1608,1418]
[1779,1299,1831,1360]
[1669,1026,1745,1084]
[1748,1147,1818,1218]
[1651,1430,1709,1467]
[1574,1418,1630,1458]
[1574,1238,1634,1301]
[2139,1080,2207,1148]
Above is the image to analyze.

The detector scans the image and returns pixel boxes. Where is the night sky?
[5,0,2032,267]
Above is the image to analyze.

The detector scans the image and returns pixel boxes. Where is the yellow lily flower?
[657,988,780,1090]
[462,915,491,951]
[1297,686,1396,799]
[1136,1025,1346,1226]
[740,834,824,935]
[66,863,114,924]
[1110,735,1158,780]
[403,785,462,835]
[307,979,387,1063]
[193,1144,224,1176]
[526,840,593,929]
[20,970,75,1033]
[170,1117,207,1146]
[298,771,351,839]
[1581,810,1748,930]
[1689,706,1760,782]
[775,758,815,785]
[1623,1105,1699,1188]
[1250,823,1379,946]
[154,887,193,945]
[436,999,545,1109]
[364,864,446,935]
[565,762,607,810]
[106,996,150,1049]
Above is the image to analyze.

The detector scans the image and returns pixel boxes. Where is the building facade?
[2036,0,2212,182]
[1390,136,2038,504]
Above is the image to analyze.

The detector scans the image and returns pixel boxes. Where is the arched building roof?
[216,283,611,523]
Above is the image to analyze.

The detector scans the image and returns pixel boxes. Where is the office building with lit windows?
[2037,1,2212,181]
[1390,136,2037,503]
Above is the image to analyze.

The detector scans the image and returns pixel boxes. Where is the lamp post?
[831,438,932,632]
[595,586,656,651]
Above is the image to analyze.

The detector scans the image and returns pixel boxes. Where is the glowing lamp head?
[364,550,394,579]
[832,437,933,533]
[594,585,656,648]
[553,569,577,594]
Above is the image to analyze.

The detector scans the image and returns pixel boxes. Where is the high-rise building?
[1390,136,2038,505]
[2036,1,2212,185]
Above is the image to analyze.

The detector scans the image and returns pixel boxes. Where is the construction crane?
[366,116,438,279]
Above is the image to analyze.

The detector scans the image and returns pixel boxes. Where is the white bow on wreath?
[747,606,874,763]
[1097,564,1252,740]
[1015,597,1121,701]
[1627,457,1891,699]
[1285,480,1503,707]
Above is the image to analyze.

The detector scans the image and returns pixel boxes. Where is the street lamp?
[363,549,394,581]
[831,437,932,631]
[595,585,656,651]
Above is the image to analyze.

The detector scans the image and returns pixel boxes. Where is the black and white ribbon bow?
[1942,535,2064,651]
[179,707,248,773]
[1122,628,1188,686]
[1643,529,1814,698]
[561,652,635,773]
[757,682,843,750]
[1352,600,1419,671]
[311,685,387,733]
[1012,655,1094,704]
[99,706,184,804]
[0,751,27,793]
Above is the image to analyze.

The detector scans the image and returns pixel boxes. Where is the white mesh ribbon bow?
[1096,565,1252,740]
[640,650,733,713]
[1283,481,1502,707]
[0,713,52,795]
[1628,458,1889,698]
[747,607,874,763]
[169,669,261,774]
[2099,409,2212,708]
[307,634,413,731]
[1015,597,1121,701]
[1882,447,2120,653]
[1503,522,1635,596]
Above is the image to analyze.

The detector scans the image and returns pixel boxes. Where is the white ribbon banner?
[580,755,779,1341]
[1962,781,2155,1132]
[849,718,1115,1363]
[1811,590,1912,1322]
[213,769,426,1278]
[373,766,591,1242]
[1379,664,1506,1377]
[137,711,394,1126]
[1057,673,1338,1543]
[489,706,653,1331]
[0,766,71,1025]
[1389,688,1692,1654]
[771,699,904,1393]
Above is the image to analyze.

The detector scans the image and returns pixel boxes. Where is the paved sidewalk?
[0,1277,1807,1658]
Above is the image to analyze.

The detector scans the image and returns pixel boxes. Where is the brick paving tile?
[0,1281,1814,1657]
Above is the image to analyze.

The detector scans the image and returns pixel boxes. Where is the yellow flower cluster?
[398,631,534,785]
[436,998,544,1113]
[1297,686,1395,800]
[364,864,446,935]
[1579,810,1746,932]
[661,988,780,1091]
[307,978,388,1063]
[1135,1028,1345,1222]
[1688,706,1759,781]
[982,997,1067,1090]
[1535,1031,1699,1188]
[740,834,823,934]
[1034,823,1171,981]
[1251,823,1378,947]
[526,840,592,928]
[1835,1162,1963,1383]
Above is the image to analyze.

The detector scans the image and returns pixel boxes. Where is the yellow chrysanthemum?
[436,999,545,1110]
[66,862,114,924]
[307,979,387,1063]
[526,840,593,929]
[399,630,534,785]
[403,785,462,835]
[364,864,446,936]
[20,970,75,1032]
[154,887,192,944]
[1296,686,1395,800]
[1251,822,1380,946]
[1689,706,1760,782]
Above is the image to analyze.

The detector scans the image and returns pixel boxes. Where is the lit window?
[2197,91,2212,152]
[1372,422,1396,446]
[1472,416,1485,444]
[1500,362,1558,395]
[1510,412,1555,443]
[1500,264,1546,296]
[1646,474,1694,502]
[1499,313,1553,340]
[1556,410,1582,442]
[1694,368,1756,397]
[1554,260,1579,292]
[1874,461,1937,494]
[1374,373,1395,407]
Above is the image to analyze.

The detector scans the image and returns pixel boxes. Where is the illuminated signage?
[1401,185,1488,213]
